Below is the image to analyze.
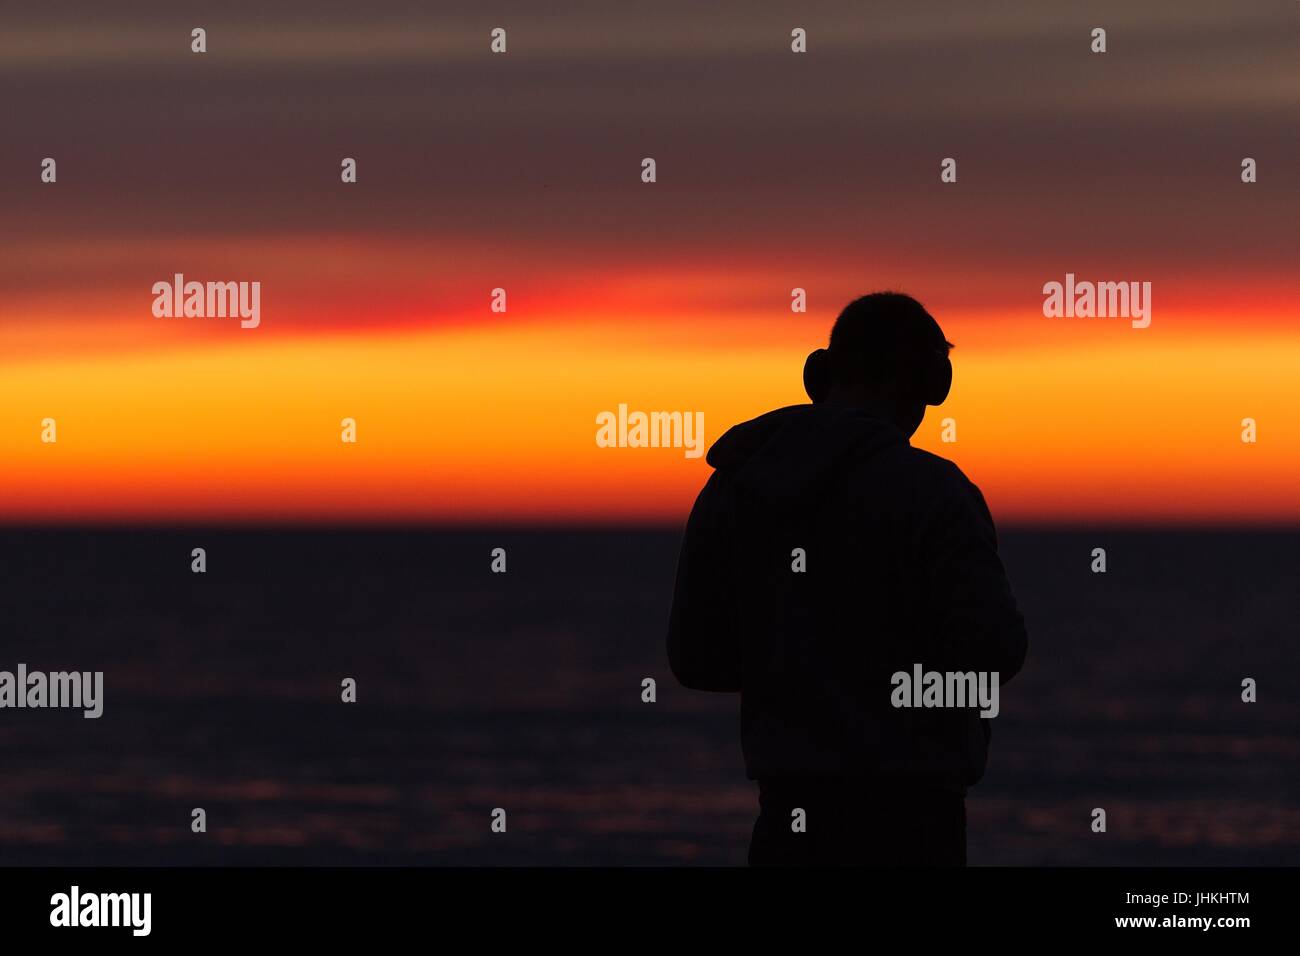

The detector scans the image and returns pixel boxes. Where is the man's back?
[668,402,1028,792]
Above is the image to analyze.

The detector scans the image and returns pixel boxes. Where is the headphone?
[803,344,951,407]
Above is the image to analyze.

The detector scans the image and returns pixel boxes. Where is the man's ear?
[803,348,831,403]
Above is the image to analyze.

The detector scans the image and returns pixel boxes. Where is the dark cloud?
[4,0,1296,310]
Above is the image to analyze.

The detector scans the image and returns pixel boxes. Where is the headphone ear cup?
[803,348,831,403]
[928,353,952,405]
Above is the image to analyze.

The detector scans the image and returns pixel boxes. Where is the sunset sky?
[3,1,1297,524]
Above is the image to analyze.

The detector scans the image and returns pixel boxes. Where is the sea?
[1,527,1296,865]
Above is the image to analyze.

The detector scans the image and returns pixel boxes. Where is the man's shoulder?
[880,445,990,517]
[885,444,973,487]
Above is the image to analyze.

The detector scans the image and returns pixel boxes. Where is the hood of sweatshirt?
[707,404,908,501]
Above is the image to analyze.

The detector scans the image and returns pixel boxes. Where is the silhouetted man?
[667,293,1028,866]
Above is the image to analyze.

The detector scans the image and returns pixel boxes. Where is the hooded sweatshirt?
[667,403,1028,791]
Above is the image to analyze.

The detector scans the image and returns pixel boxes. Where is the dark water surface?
[1,527,1296,865]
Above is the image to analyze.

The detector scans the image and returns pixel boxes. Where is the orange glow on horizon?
[3,290,1298,525]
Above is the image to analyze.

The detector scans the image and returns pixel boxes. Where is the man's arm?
[666,472,742,692]
[920,466,1029,682]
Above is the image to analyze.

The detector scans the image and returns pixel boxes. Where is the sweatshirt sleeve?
[666,472,743,692]
[919,465,1029,683]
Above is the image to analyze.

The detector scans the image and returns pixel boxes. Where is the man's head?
[805,292,953,438]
